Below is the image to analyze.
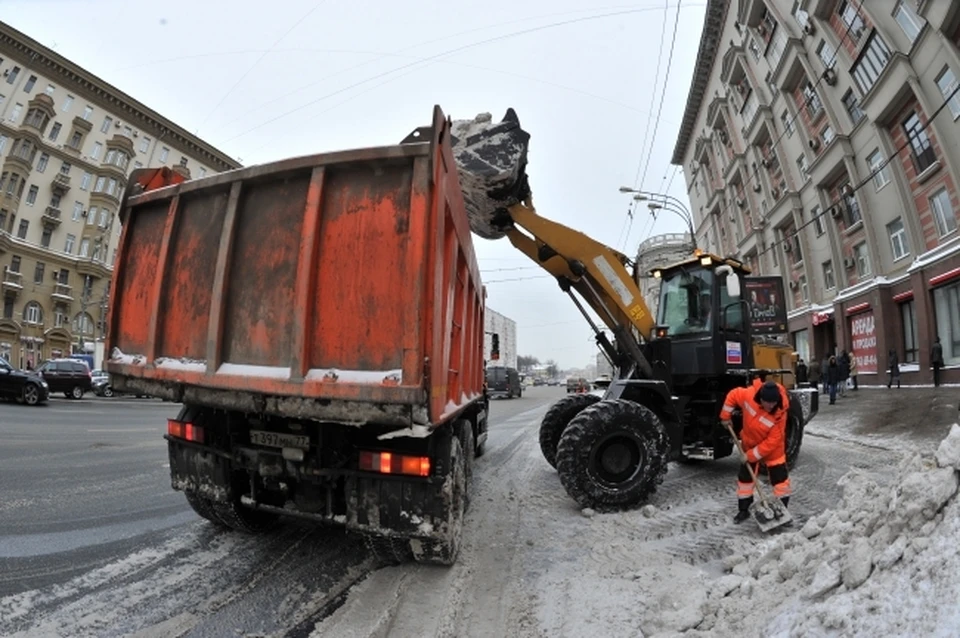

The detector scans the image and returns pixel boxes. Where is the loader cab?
[653,253,752,381]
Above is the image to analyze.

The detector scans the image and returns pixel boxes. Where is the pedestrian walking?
[820,355,830,395]
[796,358,808,385]
[720,380,792,524]
[827,355,840,404]
[887,349,901,388]
[932,337,944,387]
[849,353,859,391]
[808,355,820,388]
[838,350,850,397]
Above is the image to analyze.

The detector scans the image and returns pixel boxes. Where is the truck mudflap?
[168,439,233,502]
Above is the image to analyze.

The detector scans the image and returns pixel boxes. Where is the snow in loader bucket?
[450,109,531,240]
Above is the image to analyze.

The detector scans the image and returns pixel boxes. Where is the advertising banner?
[745,277,788,335]
[849,310,878,374]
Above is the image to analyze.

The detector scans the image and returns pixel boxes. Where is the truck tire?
[411,436,467,566]
[539,394,602,469]
[211,499,279,534]
[785,402,804,469]
[555,399,669,511]
[458,420,475,509]
[185,491,222,525]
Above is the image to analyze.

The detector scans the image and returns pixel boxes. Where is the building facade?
[0,21,240,368]
[673,0,960,385]
[636,232,695,317]
[484,307,518,370]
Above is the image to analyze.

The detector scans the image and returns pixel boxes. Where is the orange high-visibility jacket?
[720,382,788,465]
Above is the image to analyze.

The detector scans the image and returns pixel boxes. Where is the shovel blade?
[750,499,793,533]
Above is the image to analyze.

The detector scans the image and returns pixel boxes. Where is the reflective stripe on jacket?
[720,383,787,464]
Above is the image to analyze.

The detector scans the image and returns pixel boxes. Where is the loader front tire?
[539,393,602,469]
[785,404,804,469]
[556,399,669,511]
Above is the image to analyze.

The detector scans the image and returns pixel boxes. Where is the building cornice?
[0,20,242,172]
[671,0,730,166]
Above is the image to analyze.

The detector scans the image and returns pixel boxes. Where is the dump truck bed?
[106,107,485,427]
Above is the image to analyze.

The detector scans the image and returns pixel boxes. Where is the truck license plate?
[249,430,310,449]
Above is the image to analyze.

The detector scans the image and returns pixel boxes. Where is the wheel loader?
[450,109,820,511]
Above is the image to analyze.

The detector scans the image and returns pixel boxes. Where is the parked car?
[486,366,522,398]
[36,358,93,399]
[0,357,49,405]
[92,374,148,398]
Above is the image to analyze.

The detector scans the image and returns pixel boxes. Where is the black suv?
[0,357,49,405]
[37,358,93,399]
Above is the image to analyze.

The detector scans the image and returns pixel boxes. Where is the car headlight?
[41,381,49,388]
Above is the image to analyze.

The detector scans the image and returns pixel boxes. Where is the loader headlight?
[699,255,713,267]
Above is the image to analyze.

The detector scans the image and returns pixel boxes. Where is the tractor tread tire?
[539,393,602,469]
[555,399,669,511]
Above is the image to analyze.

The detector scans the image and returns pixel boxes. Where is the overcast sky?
[6,0,706,370]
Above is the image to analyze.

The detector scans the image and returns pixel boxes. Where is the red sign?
[849,311,877,374]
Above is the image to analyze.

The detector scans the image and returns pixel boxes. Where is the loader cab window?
[657,267,713,336]
[719,272,746,332]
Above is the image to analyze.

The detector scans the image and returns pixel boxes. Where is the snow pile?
[450,110,530,240]
[690,423,960,637]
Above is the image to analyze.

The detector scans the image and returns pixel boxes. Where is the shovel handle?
[721,420,771,506]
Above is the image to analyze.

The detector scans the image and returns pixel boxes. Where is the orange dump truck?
[105,107,488,564]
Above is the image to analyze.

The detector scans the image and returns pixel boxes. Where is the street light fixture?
[646,202,697,250]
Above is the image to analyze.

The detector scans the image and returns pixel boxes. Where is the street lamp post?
[618,186,697,250]
[645,201,697,251]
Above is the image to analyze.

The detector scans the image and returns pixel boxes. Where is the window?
[48,122,61,141]
[139,136,150,153]
[817,40,836,69]
[933,281,960,365]
[797,154,810,182]
[2,295,12,320]
[36,153,49,173]
[823,260,836,290]
[105,149,116,165]
[59,161,71,176]
[812,205,825,236]
[50,192,61,209]
[62,95,74,111]
[888,218,909,260]
[198,167,207,178]
[0,210,6,233]
[9,255,20,272]
[54,305,68,328]
[179,156,188,167]
[24,301,42,325]
[791,231,803,264]
[5,66,19,84]
[87,206,98,226]
[94,176,106,192]
[852,33,892,95]
[821,126,835,146]
[45,84,55,95]
[838,1,866,41]
[106,178,118,196]
[842,185,862,226]
[894,1,924,43]
[853,242,870,277]
[803,82,823,118]
[72,201,83,221]
[79,238,90,257]
[781,110,795,137]
[767,25,788,67]
[68,131,82,149]
[123,125,133,138]
[16,219,28,239]
[100,116,113,133]
[935,67,960,120]
[33,261,44,284]
[25,185,38,205]
[23,75,36,92]
[799,275,809,302]
[80,171,92,190]
[741,91,759,125]
[99,209,109,228]
[748,36,762,61]
[159,147,169,162]
[10,102,22,122]
[82,105,93,121]
[64,233,75,254]
[90,142,102,160]
[133,161,143,171]
[929,188,958,237]
[41,227,52,248]
[842,90,865,125]
[902,111,936,174]
[865,149,890,190]
[901,300,918,363]
[0,135,6,154]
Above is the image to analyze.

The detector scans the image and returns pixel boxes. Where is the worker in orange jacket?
[720,379,792,524]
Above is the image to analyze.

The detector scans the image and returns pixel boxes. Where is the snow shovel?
[721,421,793,533]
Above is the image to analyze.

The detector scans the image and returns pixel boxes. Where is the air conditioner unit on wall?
[803,22,816,36]
[753,183,762,193]
[784,241,792,252]
[789,280,798,290]
[736,197,746,208]
[831,206,842,219]
[824,68,837,86]
[808,138,821,151]
[844,257,855,269]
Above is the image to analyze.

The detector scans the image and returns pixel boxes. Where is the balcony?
[42,206,62,228]
[51,283,74,302]
[2,269,23,293]
[52,173,71,194]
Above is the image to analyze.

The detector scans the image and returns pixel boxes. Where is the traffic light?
[491,333,500,360]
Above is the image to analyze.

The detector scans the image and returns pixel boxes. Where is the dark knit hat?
[758,381,780,403]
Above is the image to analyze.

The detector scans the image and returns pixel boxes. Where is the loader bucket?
[449,109,531,240]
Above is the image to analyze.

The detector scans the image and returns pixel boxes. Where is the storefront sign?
[849,311,877,374]
[745,276,788,335]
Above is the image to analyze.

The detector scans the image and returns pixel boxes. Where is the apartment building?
[672,0,960,385]
[635,232,694,316]
[0,21,240,369]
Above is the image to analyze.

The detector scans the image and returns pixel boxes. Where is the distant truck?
[105,108,488,565]
[486,366,522,398]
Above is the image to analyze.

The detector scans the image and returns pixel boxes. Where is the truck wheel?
[185,491,223,525]
[211,499,279,533]
[411,436,467,566]
[539,394,602,469]
[785,403,804,469]
[555,399,669,511]
[459,420,475,510]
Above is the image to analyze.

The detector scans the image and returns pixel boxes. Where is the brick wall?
[829,3,872,58]
[887,96,960,251]
[793,82,827,155]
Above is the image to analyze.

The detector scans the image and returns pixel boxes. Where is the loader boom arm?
[502,200,657,378]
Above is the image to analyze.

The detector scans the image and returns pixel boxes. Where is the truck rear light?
[167,419,205,444]
[359,450,431,477]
